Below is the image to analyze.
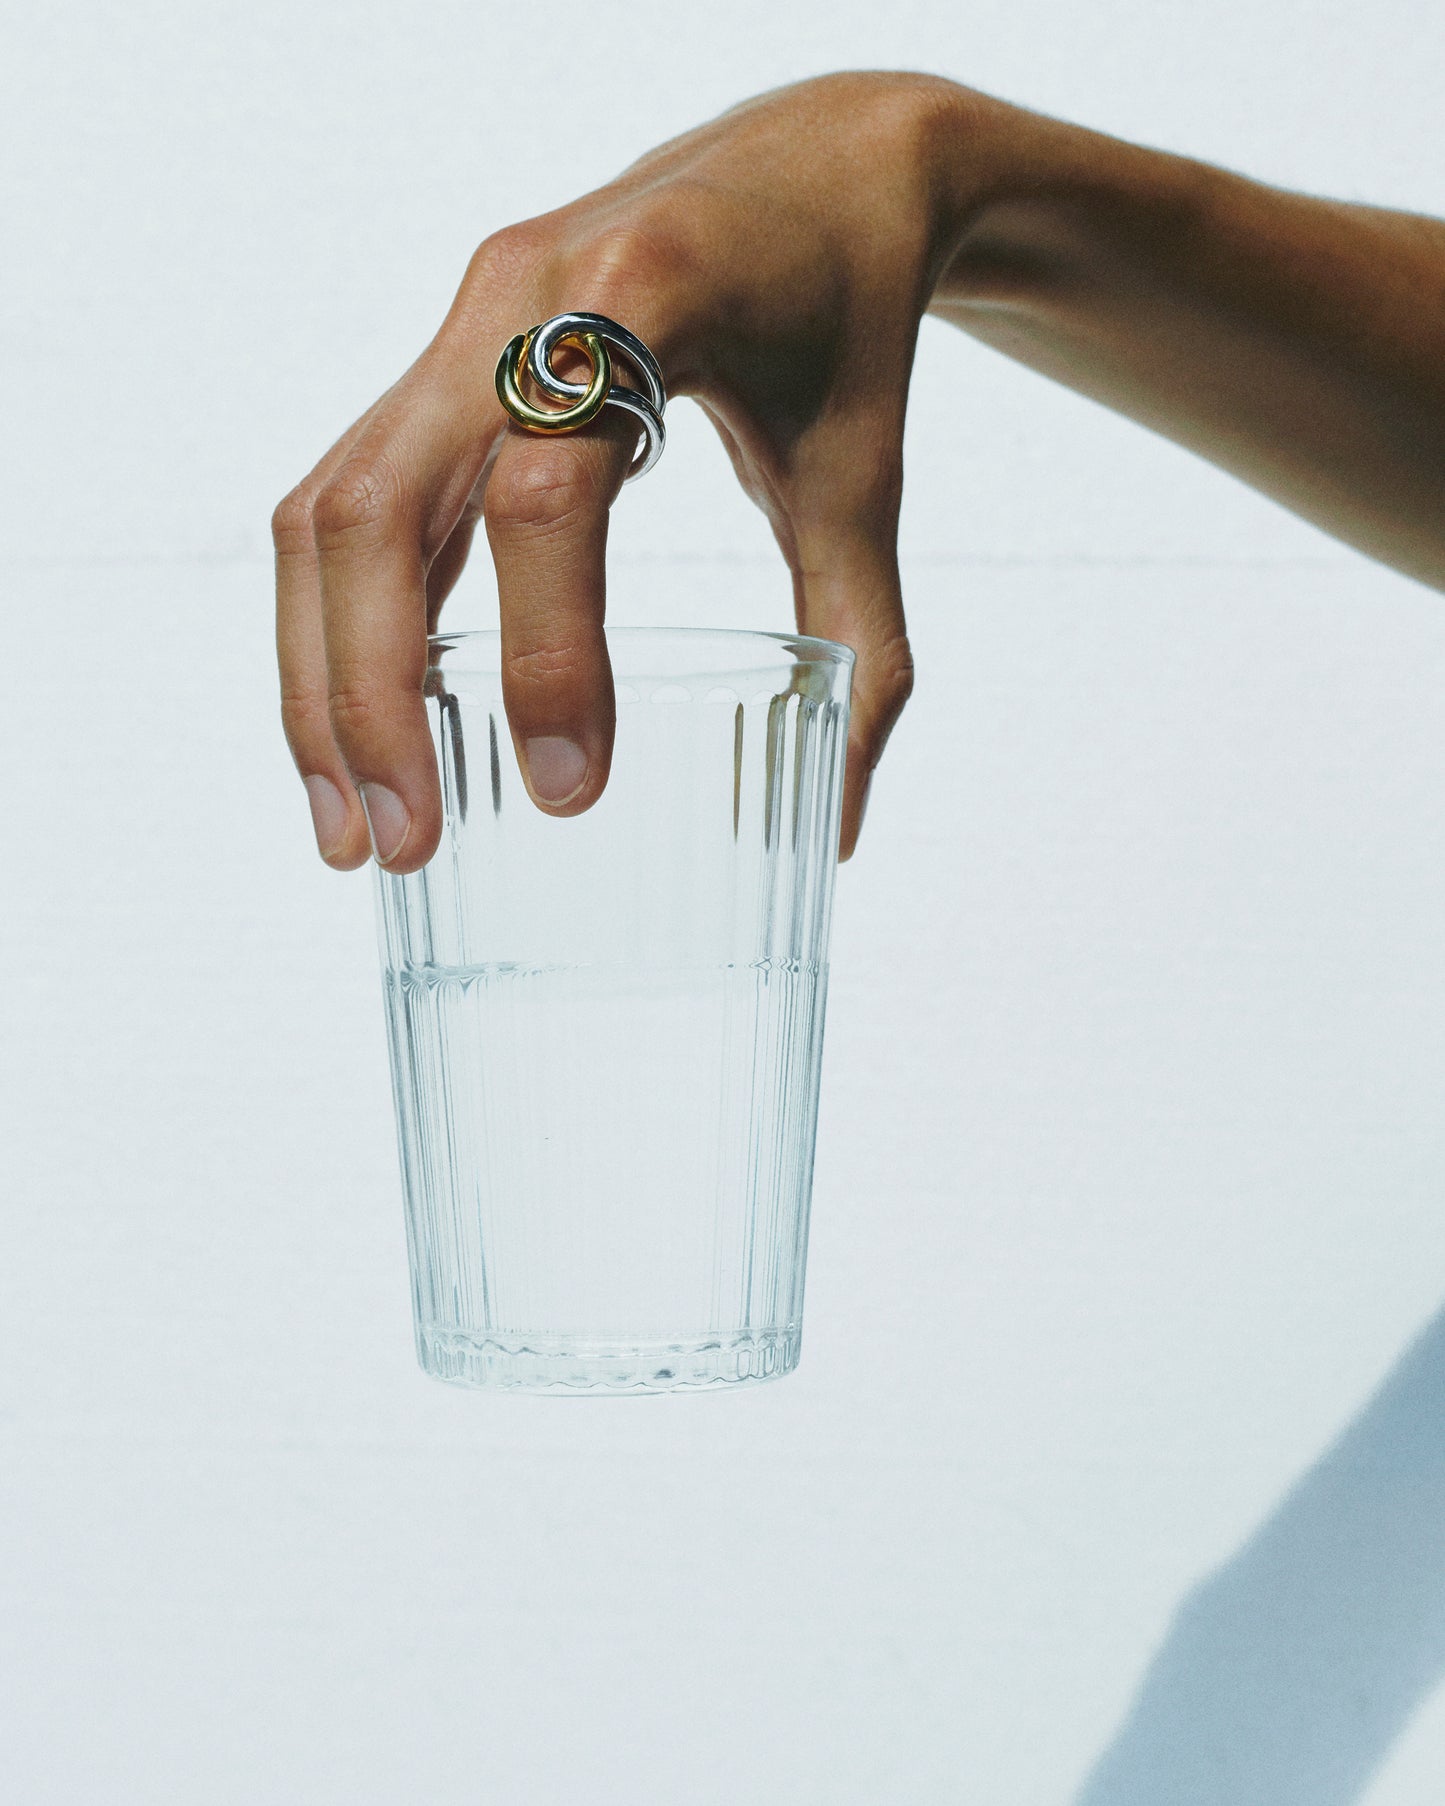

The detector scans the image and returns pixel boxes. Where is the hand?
[274,72,966,873]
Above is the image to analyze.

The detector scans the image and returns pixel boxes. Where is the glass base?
[416,1326,802,1394]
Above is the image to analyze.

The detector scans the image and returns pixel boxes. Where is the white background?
[4,2,1445,1800]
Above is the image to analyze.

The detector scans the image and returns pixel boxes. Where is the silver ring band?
[529,312,666,414]
[505,311,667,482]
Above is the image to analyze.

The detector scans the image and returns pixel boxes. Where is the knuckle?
[326,683,382,747]
[464,221,546,294]
[278,685,333,769]
[484,454,596,538]
[871,631,916,719]
[504,639,590,695]
[569,215,690,309]
[279,680,331,738]
[312,457,407,547]
[271,486,317,554]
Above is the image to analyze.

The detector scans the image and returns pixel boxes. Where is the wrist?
[924,86,1214,317]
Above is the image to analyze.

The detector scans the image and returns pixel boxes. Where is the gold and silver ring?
[494,311,667,482]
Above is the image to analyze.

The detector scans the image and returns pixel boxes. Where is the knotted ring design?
[494,311,667,482]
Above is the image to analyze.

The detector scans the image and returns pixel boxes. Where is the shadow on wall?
[1075,1303,1445,1806]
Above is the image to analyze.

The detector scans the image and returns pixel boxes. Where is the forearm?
[276,69,1445,874]
[927,88,1445,588]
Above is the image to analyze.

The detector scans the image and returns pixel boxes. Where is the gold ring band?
[494,328,611,432]
[493,312,667,481]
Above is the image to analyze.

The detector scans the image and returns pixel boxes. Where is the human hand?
[274,71,968,873]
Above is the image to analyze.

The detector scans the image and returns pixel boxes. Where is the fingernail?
[359,782,411,865]
[304,775,351,861]
[524,736,589,805]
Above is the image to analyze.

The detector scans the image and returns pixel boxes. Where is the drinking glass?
[373,627,853,1393]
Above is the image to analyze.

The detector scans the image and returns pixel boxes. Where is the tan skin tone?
[274,72,1445,876]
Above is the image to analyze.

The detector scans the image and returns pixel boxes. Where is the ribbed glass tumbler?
[373,627,853,1394]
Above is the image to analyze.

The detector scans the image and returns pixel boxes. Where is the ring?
[494,311,667,482]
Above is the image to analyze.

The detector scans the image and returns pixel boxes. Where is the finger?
[424,439,498,625]
[482,407,640,813]
[274,430,375,870]
[425,511,482,626]
[313,369,501,875]
[789,515,914,861]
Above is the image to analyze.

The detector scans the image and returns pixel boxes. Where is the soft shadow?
[1075,1304,1445,1805]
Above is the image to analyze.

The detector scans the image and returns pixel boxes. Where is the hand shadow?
[1075,1304,1445,1806]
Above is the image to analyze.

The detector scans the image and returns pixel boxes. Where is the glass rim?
[427,625,855,678]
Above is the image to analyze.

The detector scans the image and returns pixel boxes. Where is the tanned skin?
[273,73,1445,873]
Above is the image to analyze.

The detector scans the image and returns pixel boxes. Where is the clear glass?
[373,627,853,1394]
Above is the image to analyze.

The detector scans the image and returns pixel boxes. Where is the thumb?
[789,517,914,860]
